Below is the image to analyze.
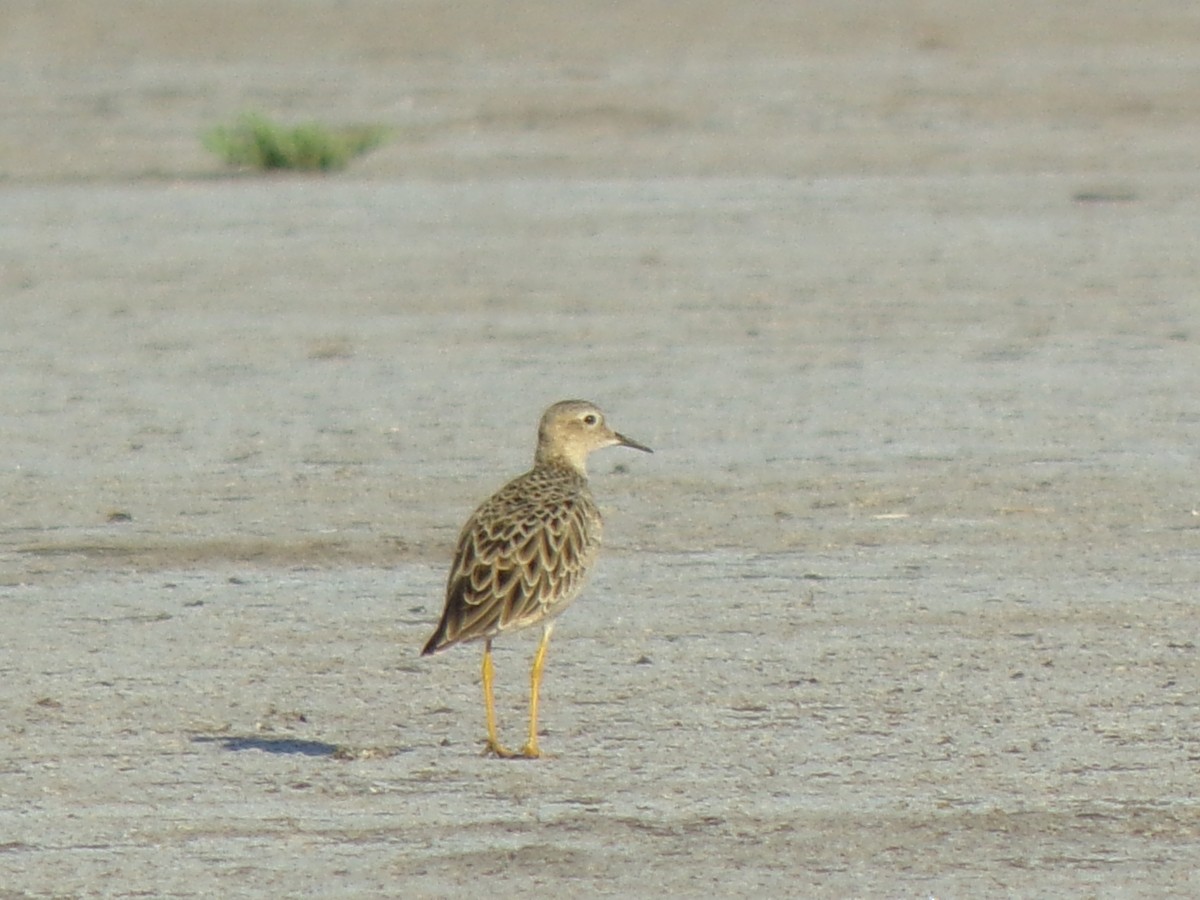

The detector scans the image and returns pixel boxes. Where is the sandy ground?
[3,1,1200,896]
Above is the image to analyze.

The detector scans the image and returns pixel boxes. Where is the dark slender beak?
[615,432,653,454]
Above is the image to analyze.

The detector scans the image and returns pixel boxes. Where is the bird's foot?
[518,741,542,759]
[482,738,546,760]
[483,738,520,758]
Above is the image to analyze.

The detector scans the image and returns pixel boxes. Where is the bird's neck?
[534,449,588,477]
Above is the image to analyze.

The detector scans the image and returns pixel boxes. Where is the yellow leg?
[521,622,555,758]
[481,639,516,758]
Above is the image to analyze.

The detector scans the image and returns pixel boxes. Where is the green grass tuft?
[203,113,389,172]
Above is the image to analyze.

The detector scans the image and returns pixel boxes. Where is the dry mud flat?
[2,2,1200,897]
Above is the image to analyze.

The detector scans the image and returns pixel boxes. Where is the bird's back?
[421,463,602,655]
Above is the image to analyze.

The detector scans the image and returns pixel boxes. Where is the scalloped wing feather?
[426,467,602,651]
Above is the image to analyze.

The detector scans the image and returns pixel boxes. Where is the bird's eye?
[582,414,598,426]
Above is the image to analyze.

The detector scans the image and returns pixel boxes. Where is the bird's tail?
[420,615,450,656]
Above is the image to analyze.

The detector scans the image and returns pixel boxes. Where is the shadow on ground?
[191,735,341,757]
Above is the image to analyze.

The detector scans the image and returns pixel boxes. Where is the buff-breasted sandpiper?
[421,399,651,758]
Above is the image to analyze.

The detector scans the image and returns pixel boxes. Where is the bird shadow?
[191,734,341,757]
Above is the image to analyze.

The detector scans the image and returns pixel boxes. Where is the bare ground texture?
[2,1,1199,897]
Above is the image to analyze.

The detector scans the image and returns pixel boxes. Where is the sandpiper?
[422,399,651,758]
